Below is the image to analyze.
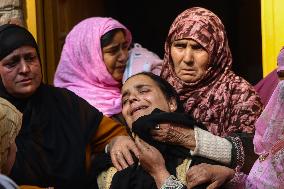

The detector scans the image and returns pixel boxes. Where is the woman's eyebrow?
[135,84,151,89]
[104,44,120,50]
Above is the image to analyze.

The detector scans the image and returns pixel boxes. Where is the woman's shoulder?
[42,84,87,103]
[41,84,102,114]
[222,72,260,96]
[219,72,263,108]
[42,84,77,96]
[223,72,254,88]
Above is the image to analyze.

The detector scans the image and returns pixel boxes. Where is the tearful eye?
[122,99,128,105]
[139,89,150,94]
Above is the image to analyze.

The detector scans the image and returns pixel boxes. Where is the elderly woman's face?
[170,39,209,83]
[122,75,176,129]
[0,46,42,98]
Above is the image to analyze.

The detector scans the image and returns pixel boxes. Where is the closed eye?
[139,88,150,94]
[24,53,37,62]
[2,56,20,69]
[4,61,18,69]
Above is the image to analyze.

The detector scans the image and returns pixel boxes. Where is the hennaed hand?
[135,136,170,188]
[109,135,139,171]
[186,163,235,189]
[151,123,196,150]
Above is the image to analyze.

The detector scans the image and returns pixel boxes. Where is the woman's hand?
[186,163,235,189]
[135,136,170,188]
[151,123,196,150]
[108,135,139,171]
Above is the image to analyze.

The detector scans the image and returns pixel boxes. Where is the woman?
[187,79,284,189]
[186,48,284,188]
[0,24,138,188]
[159,7,263,171]
[96,72,226,189]
[254,47,284,106]
[54,17,131,123]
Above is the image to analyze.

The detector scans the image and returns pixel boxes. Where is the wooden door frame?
[33,0,59,84]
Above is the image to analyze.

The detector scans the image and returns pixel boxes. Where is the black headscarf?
[0,24,40,111]
[0,24,39,61]
[0,24,103,188]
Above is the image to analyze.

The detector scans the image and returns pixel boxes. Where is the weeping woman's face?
[0,46,42,98]
[121,74,177,129]
[102,30,129,82]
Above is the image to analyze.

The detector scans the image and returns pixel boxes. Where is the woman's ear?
[168,98,177,112]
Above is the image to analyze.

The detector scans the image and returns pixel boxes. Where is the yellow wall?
[24,0,37,41]
[261,0,284,77]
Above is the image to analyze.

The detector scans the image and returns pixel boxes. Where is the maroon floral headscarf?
[161,7,263,136]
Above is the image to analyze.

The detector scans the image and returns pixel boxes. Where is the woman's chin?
[178,75,202,83]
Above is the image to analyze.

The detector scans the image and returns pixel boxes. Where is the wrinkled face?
[0,46,42,98]
[102,31,129,81]
[170,38,209,83]
[122,75,176,129]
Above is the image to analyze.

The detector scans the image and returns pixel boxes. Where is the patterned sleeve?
[226,133,258,172]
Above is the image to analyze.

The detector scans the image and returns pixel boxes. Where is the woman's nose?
[118,48,128,63]
[128,94,139,103]
[18,60,31,73]
[183,48,194,64]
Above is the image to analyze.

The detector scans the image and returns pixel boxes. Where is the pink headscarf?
[54,17,132,116]
[254,80,284,155]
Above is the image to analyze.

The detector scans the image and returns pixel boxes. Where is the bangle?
[160,175,185,189]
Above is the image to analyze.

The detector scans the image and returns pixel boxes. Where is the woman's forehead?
[1,46,37,60]
[123,75,156,90]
